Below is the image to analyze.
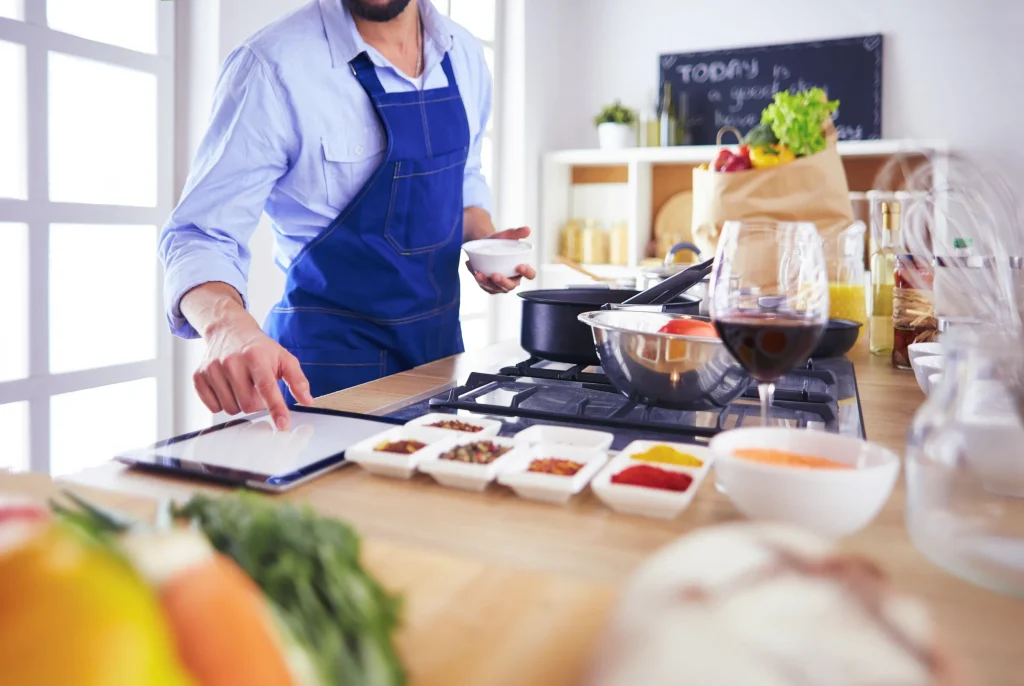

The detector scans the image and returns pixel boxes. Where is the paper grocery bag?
[691,141,854,259]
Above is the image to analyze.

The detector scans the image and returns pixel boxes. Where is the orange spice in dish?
[732,448,851,470]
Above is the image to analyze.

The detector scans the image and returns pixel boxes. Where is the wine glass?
[709,222,829,426]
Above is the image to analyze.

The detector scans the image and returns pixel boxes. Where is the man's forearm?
[463,206,496,242]
[179,282,255,339]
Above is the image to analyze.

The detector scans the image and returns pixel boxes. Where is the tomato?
[658,319,719,338]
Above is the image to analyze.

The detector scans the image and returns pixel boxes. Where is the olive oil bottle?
[869,201,898,355]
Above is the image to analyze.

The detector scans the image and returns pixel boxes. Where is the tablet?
[116,407,402,492]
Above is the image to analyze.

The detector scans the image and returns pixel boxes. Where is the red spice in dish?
[527,458,585,476]
[610,464,693,492]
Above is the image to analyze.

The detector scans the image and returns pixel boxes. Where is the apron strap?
[350,51,386,98]
[439,52,458,92]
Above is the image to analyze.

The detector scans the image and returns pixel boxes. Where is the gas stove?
[386,355,865,451]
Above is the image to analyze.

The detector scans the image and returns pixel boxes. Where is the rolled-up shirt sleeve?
[159,46,296,339]
[461,40,493,216]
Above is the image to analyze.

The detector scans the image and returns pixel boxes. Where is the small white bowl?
[513,425,614,451]
[497,444,608,504]
[405,412,501,438]
[346,426,456,479]
[418,435,524,492]
[911,355,944,394]
[591,450,710,520]
[908,341,943,365]
[463,239,533,278]
[709,427,900,539]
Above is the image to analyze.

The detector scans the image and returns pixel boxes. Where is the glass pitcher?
[905,330,1024,596]
[824,222,868,328]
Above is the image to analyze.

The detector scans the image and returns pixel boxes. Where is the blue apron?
[265,52,468,400]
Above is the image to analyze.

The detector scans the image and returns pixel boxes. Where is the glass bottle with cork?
[869,201,897,355]
[892,201,937,369]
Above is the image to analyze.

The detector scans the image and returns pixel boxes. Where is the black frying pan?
[518,259,713,366]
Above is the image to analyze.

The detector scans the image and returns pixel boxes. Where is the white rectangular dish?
[345,425,456,479]
[404,412,501,438]
[512,425,614,451]
[497,444,609,504]
[590,443,715,519]
[417,435,524,492]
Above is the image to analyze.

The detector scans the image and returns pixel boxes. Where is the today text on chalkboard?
[660,35,883,146]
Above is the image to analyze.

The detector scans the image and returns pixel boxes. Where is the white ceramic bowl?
[404,412,501,438]
[709,428,900,539]
[463,239,533,278]
[345,426,456,479]
[908,341,943,365]
[497,444,608,504]
[513,425,614,451]
[418,435,524,492]
[590,445,715,520]
[911,355,944,394]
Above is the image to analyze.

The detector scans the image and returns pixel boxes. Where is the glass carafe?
[906,332,1024,596]
[825,222,868,330]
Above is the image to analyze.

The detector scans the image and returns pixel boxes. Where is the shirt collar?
[318,0,453,69]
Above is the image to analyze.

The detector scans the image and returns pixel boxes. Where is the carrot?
[159,552,297,686]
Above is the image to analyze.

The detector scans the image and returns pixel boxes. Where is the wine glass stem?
[758,382,776,426]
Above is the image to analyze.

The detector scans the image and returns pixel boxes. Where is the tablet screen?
[118,408,398,486]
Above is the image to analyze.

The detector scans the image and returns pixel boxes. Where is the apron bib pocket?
[384,147,467,254]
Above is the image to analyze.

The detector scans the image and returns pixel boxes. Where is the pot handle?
[621,257,714,306]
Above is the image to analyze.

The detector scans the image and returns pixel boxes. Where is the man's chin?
[343,0,413,23]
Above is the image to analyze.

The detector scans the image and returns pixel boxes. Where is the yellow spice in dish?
[630,445,704,468]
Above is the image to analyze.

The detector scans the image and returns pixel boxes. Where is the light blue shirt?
[160,0,493,338]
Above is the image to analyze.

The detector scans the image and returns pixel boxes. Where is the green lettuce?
[761,88,839,157]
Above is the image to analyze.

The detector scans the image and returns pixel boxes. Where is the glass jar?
[825,222,868,332]
[906,334,1024,596]
[892,254,936,369]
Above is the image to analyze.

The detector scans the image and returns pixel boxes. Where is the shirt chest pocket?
[320,127,386,211]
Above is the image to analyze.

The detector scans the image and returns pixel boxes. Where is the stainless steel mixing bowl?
[577,310,750,410]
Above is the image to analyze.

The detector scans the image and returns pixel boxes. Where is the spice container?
[590,442,714,519]
[892,254,936,369]
[609,222,630,266]
[580,219,609,264]
[405,412,501,437]
[345,426,456,479]
[417,435,523,491]
[513,425,614,451]
[497,444,609,504]
[559,219,582,262]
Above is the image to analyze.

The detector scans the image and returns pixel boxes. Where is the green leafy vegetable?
[742,123,779,148]
[760,88,839,157]
[174,493,405,686]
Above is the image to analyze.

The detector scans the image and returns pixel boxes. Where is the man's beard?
[343,0,413,22]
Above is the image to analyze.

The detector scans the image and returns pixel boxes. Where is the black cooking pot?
[518,259,712,366]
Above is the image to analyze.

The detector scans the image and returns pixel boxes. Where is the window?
[433,0,500,349]
[0,1,172,475]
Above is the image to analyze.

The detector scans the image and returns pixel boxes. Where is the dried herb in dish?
[427,419,484,433]
[438,441,509,465]
[374,440,427,454]
[527,458,585,476]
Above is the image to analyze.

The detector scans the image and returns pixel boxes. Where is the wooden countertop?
[59,341,1024,686]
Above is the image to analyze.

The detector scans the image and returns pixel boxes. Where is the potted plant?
[594,101,637,150]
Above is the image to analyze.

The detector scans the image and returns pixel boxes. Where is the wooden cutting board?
[0,473,618,686]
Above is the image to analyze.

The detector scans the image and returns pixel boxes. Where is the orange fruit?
[0,523,194,686]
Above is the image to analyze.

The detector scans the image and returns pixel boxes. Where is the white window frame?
[434,0,503,350]
[0,0,174,473]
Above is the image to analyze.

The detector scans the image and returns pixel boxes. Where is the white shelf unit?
[537,139,947,289]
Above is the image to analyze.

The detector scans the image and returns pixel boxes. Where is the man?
[160,0,534,430]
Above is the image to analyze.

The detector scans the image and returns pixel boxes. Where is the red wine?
[714,314,824,382]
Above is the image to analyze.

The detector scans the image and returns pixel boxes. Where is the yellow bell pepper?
[775,144,796,164]
[749,146,780,168]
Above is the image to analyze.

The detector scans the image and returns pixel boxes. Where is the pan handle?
[621,257,714,306]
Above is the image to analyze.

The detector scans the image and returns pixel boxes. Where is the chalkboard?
[659,35,882,146]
